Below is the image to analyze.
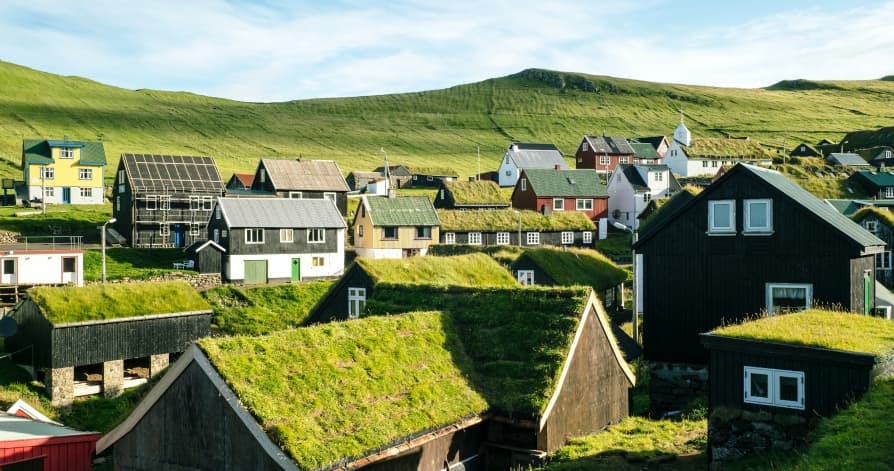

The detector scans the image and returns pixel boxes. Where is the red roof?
[235,173,254,187]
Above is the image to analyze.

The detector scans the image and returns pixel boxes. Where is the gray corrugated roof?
[827,153,870,167]
[262,159,351,192]
[505,143,567,169]
[583,136,635,155]
[218,198,346,229]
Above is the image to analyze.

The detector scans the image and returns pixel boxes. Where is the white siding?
[497,153,519,187]
[6,252,83,286]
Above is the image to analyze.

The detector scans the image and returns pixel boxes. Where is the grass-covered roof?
[29,281,210,325]
[199,311,489,470]
[637,185,701,234]
[711,309,894,355]
[408,165,458,177]
[852,206,894,228]
[365,195,440,226]
[356,253,517,287]
[521,247,627,292]
[443,180,508,205]
[438,208,595,231]
[684,137,773,159]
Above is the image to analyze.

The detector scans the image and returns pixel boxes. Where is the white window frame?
[520,178,527,191]
[280,228,294,243]
[744,199,773,233]
[245,228,264,244]
[599,155,610,166]
[653,171,663,182]
[307,228,325,243]
[561,231,574,244]
[526,232,540,245]
[41,167,55,180]
[145,195,158,211]
[79,168,93,180]
[887,187,894,199]
[289,191,303,199]
[582,142,588,152]
[324,192,337,203]
[44,187,54,198]
[213,229,220,243]
[348,287,366,319]
[708,200,736,234]
[744,366,805,410]
[582,231,593,244]
[189,223,200,236]
[159,195,171,211]
[222,230,228,238]
[702,160,709,168]
[59,147,74,159]
[496,232,510,245]
[619,156,630,164]
[79,187,92,199]
[576,199,593,211]
[312,256,325,267]
[877,251,892,270]
[444,232,456,244]
[765,283,813,315]
[201,196,213,210]
[468,232,482,245]
[189,196,201,211]
[517,270,535,286]
[160,224,170,236]
[553,198,564,211]
[864,220,879,233]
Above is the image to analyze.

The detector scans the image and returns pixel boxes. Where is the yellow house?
[353,195,440,258]
[22,138,106,204]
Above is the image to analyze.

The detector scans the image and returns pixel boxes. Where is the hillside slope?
[1,62,894,179]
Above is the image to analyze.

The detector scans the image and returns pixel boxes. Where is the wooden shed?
[184,239,225,274]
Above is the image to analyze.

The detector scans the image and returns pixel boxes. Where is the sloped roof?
[630,142,660,160]
[852,206,894,229]
[365,195,439,226]
[22,138,107,166]
[583,136,635,155]
[828,153,871,167]
[407,166,458,177]
[261,159,350,192]
[121,154,224,193]
[218,198,345,229]
[348,171,384,180]
[356,253,517,287]
[825,199,866,216]
[443,180,508,206]
[523,168,607,197]
[438,208,595,231]
[681,138,773,159]
[0,415,100,441]
[517,247,627,292]
[505,142,567,169]
[851,169,894,188]
[636,186,699,233]
[231,173,254,187]
[790,142,821,157]
[619,165,649,192]
[631,136,667,150]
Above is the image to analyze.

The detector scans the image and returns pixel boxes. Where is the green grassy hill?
[1,62,894,180]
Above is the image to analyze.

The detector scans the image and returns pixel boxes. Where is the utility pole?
[477,145,480,181]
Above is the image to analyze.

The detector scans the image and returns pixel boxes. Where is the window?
[202,197,213,210]
[415,226,431,239]
[245,228,264,244]
[41,167,54,180]
[79,168,93,180]
[496,232,510,245]
[582,142,588,152]
[643,193,651,202]
[708,200,735,234]
[520,178,527,191]
[712,160,719,167]
[259,169,266,183]
[553,198,564,211]
[281,228,294,243]
[582,231,593,244]
[800,145,806,152]
[313,256,325,267]
[620,157,630,164]
[116,196,120,211]
[468,232,482,245]
[653,171,663,182]
[561,231,574,244]
[444,232,456,244]
[215,206,222,219]
[358,225,363,237]
[863,220,879,233]
[44,187,54,198]
[702,160,709,168]
[289,191,303,199]
[213,229,220,242]
[744,199,773,233]
[382,227,398,239]
[887,187,894,199]
[517,270,535,286]
[505,170,511,176]
[576,199,593,211]
[60,147,74,159]
[348,287,366,319]
[766,283,813,314]
[413,175,418,181]
[427,176,433,181]
[222,230,228,238]
[79,187,92,199]
[190,196,201,211]
[189,224,200,236]
[159,195,171,210]
[744,367,805,410]
[599,156,610,166]
[160,224,170,236]
[877,251,892,270]
[526,232,540,245]
[307,228,325,243]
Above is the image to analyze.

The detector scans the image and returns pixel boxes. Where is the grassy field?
[2,61,894,182]
[83,248,185,281]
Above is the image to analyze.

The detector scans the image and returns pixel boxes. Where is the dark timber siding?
[867,217,894,287]
[305,264,374,324]
[111,160,134,243]
[850,256,876,314]
[701,335,876,417]
[363,422,485,471]
[193,246,223,274]
[511,256,557,286]
[638,170,873,364]
[224,227,340,256]
[438,230,594,248]
[112,360,284,471]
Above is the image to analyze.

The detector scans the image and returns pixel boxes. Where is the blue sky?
[1,1,892,102]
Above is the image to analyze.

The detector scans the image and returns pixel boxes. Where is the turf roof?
[852,206,894,228]
[520,247,627,292]
[636,185,700,234]
[683,137,773,159]
[365,195,440,226]
[443,180,508,205]
[28,281,211,324]
[355,253,517,287]
[438,208,595,231]
[408,166,458,177]
[711,309,894,356]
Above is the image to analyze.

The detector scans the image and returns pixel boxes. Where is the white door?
[517,270,535,286]
[62,257,76,284]
[348,287,366,319]
[1,259,16,284]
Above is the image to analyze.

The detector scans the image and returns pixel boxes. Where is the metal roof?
[365,196,440,226]
[121,154,224,193]
[0,414,99,441]
[218,198,346,229]
[505,143,567,170]
[583,136,635,155]
[827,153,870,167]
[22,138,107,166]
[261,159,350,192]
[523,168,607,197]
[851,169,894,188]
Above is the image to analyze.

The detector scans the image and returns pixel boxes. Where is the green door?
[291,258,301,282]
[244,260,267,284]
[865,273,872,315]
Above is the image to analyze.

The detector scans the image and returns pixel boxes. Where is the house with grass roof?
[4,281,211,407]
[634,163,885,413]
[434,179,510,210]
[662,117,773,177]
[353,195,440,259]
[789,142,822,158]
[21,138,106,204]
[437,208,597,247]
[852,206,894,287]
[251,159,350,215]
[497,142,567,187]
[607,164,681,230]
[848,168,894,199]
[98,285,635,470]
[307,253,517,322]
[509,247,627,308]
[573,135,636,175]
[700,310,894,466]
[629,141,662,165]
[511,168,608,224]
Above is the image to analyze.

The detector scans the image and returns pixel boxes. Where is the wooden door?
[244,260,267,284]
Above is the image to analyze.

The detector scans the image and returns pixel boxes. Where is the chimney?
[387,188,396,198]
[512,143,519,151]
[555,164,561,170]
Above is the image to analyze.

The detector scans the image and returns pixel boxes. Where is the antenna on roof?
[380,147,393,198]
[477,145,480,181]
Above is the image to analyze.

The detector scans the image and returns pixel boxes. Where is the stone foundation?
[149,353,170,378]
[709,407,818,468]
[47,366,74,408]
[87,273,221,291]
[649,362,708,416]
[103,360,124,398]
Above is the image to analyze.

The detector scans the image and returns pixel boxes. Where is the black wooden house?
[250,159,350,215]
[112,154,225,248]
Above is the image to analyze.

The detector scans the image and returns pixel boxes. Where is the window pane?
[772,287,807,313]
[750,373,769,398]
[749,202,768,228]
[713,204,730,228]
[779,376,799,402]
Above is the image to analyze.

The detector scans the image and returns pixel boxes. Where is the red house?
[0,414,100,470]
[511,168,608,222]
[574,136,635,174]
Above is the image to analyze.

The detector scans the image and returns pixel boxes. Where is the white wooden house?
[0,237,84,287]
[607,165,680,230]
[662,118,772,177]
[497,142,567,187]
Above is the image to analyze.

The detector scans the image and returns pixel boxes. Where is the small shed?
[184,239,225,274]
[434,180,509,210]
[826,152,870,168]
[0,414,101,471]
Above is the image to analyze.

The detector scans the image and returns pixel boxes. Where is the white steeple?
[673,108,691,146]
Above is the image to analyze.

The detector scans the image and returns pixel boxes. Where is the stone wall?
[47,366,74,408]
[649,362,708,416]
[103,359,124,398]
[88,272,221,291]
[708,407,819,468]
[0,231,18,244]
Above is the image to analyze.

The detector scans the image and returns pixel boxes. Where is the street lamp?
[101,217,117,283]
[514,210,522,247]
[612,221,639,344]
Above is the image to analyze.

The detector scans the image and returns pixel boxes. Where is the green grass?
[438,208,595,231]
[524,247,628,292]
[0,204,112,238]
[442,180,508,205]
[199,312,489,470]
[203,281,334,335]
[687,137,773,158]
[852,206,894,228]
[4,61,894,185]
[771,162,869,199]
[594,231,633,262]
[29,281,210,324]
[357,253,517,287]
[711,309,894,355]
[83,248,185,281]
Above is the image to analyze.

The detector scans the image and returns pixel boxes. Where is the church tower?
[673,109,691,146]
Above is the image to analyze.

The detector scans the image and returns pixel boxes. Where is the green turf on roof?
[523,247,627,292]
[852,206,894,229]
[438,208,595,231]
[443,180,508,205]
[29,281,210,324]
[711,309,894,355]
[684,137,773,159]
[366,195,440,226]
[408,166,458,177]
[630,142,660,160]
[356,253,517,287]
[637,186,700,234]
[199,312,488,470]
